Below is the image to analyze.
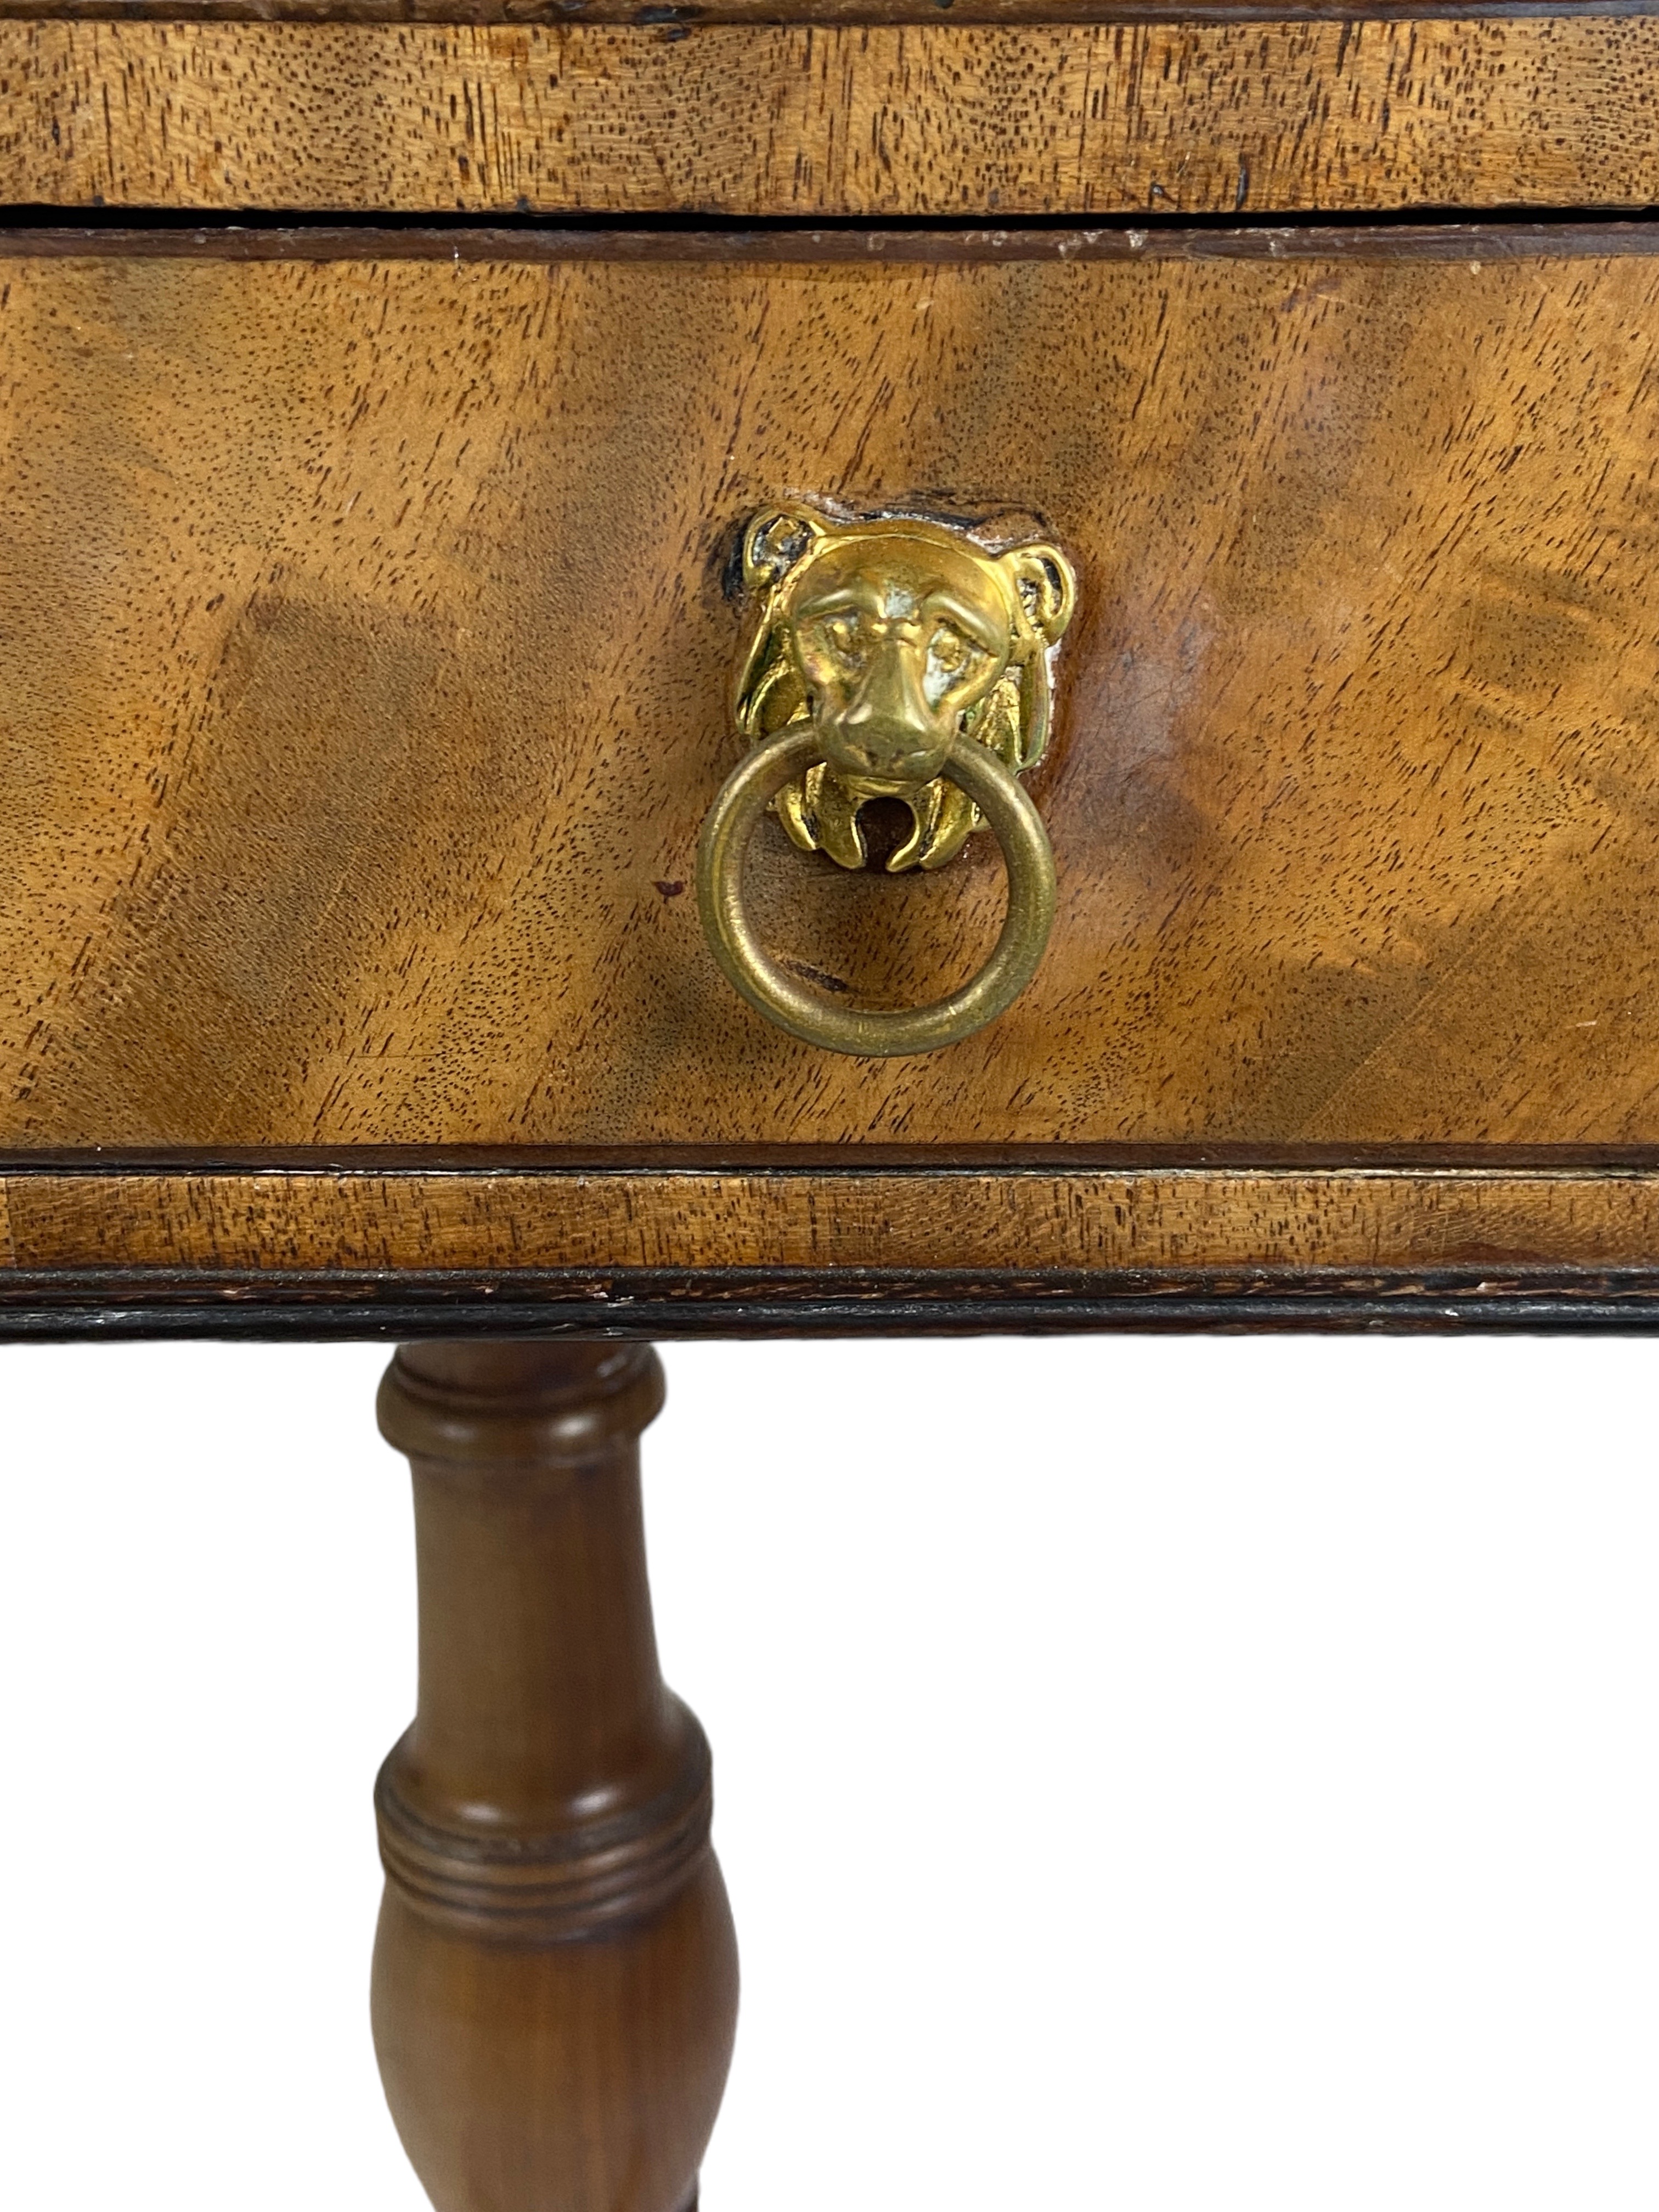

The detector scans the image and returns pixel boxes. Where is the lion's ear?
[743,505,828,596]
[1001,543,1077,647]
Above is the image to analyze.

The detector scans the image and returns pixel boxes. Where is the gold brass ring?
[696,725,1056,1057]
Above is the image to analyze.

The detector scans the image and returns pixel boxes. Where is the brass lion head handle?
[696,504,1076,1057]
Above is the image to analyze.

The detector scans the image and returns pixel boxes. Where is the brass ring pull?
[696,503,1077,1058]
[696,721,1056,1059]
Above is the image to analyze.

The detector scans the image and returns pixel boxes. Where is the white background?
[2,1335,1657,2209]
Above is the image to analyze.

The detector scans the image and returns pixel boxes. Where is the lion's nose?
[851,644,926,723]
[832,646,946,787]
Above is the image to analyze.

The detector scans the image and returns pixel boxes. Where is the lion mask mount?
[734,504,1077,873]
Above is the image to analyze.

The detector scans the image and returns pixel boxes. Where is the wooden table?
[4,5,1658,2203]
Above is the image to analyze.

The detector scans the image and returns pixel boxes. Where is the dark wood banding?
[4,1266,1659,1334]
[4,219,1659,261]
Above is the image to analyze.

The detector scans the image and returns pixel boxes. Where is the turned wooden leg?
[371,1341,738,2212]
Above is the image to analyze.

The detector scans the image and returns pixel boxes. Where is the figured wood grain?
[3,19,1659,214]
[7,1168,1659,1272]
[4,234,1659,1155]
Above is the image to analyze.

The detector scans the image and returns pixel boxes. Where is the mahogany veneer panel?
[2,19,1659,215]
[0,0,1613,20]
[4,229,1659,1152]
[7,1166,1659,1275]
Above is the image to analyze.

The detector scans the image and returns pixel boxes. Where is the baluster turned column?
[371,1341,738,2212]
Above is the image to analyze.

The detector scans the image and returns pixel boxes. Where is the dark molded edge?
[1,2,1654,25]
[5,1266,1659,1336]
[4,217,1659,264]
[8,1141,1659,1172]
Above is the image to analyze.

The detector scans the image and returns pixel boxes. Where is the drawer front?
[3,226,1658,1153]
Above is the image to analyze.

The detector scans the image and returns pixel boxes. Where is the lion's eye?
[814,610,876,668]
[924,622,985,706]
